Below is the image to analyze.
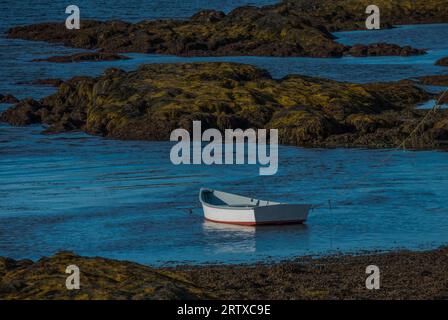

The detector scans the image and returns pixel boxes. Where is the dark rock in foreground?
[436,57,448,66]
[0,252,211,299]
[1,62,446,149]
[6,0,430,58]
[0,94,19,104]
[1,247,448,299]
[32,52,130,63]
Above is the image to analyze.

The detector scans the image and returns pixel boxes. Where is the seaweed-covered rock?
[0,94,19,104]
[0,252,212,300]
[30,79,64,87]
[276,0,448,32]
[32,52,130,63]
[437,92,448,104]
[6,14,345,57]
[191,9,226,23]
[6,0,429,58]
[436,57,448,66]
[1,98,42,125]
[2,62,444,149]
[419,75,448,86]
[348,43,426,57]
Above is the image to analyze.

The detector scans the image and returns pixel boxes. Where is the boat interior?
[200,189,280,208]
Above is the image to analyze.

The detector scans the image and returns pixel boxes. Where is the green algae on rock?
[1,62,446,149]
[277,0,448,31]
[0,252,212,300]
[6,0,433,58]
[6,13,347,57]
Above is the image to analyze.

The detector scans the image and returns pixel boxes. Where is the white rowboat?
[199,188,311,226]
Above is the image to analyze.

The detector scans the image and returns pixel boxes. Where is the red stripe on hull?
[205,218,305,226]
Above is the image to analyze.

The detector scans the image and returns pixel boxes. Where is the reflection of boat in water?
[199,188,312,226]
[202,220,256,253]
[203,220,257,234]
[202,220,310,254]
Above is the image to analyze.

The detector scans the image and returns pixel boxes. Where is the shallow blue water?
[0,1,448,265]
[1,124,448,265]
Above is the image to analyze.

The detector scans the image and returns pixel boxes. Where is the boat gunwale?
[199,188,310,211]
[199,188,259,211]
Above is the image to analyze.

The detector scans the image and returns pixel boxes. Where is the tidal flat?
[1,247,448,299]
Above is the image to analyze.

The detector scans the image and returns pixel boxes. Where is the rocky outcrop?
[1,247,448,299]
[32,52,130,63]
[436,57,448,66]
[6,1,429,58]
[419,75,448,86]
[30,78,64,87]
[276,0,448,32]
[1,98,43,125]
[0,252,212,300]
[6,14,346,58]
[0,94,19,104]
[437,92,448,104]
[348,43,426,57]
[1,62,445,149]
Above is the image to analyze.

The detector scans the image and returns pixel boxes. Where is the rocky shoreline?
[419,75,448,87]
[0,94,19,104]
[2,1,447,150]
[6,0,439,58]
[281,0,448,31]
[31,52,130,63]
[1,247,447,299]
[1,62,447,149]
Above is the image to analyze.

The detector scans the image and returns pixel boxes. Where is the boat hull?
[202,202,311,226]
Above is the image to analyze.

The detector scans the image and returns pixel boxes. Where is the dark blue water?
[1,1,448,265]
